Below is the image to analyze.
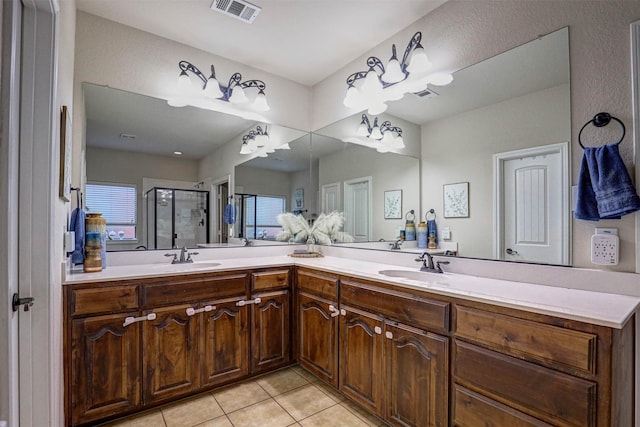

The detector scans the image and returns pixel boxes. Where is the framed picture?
[443,182,469,218]
[293,188,304,209]
[384,189,402,219]
[59,105,72,202]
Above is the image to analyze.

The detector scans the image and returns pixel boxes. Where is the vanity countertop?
[64,255,640,329]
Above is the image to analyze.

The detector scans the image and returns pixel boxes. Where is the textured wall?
[312,1,640,271]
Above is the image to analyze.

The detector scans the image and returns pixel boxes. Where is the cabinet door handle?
[385,331,393,339]
[328,305,340,317]
[123,312,156,327]
[186,305,216,316]
[340,309,347,316]
[236,297,262,307]
[374,326,382,335]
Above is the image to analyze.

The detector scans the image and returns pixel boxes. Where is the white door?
[494,143,569,265]
[321,182,340,213]
[344,177,372,242]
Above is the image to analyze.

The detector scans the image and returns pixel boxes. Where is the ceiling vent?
[413,87,439,99]
[210,0,261,24]
[119,133,136,140]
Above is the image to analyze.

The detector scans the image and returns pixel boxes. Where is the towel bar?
[578,112,625,149]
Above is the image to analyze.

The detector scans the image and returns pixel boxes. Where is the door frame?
[210,174,231,242]
[492,142,570,264]
[321,181,341,213]
[343,176,373,242]
[632,20,640,274]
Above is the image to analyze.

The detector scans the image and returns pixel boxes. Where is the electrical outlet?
[591,230,619,265]
[441,227,451,240]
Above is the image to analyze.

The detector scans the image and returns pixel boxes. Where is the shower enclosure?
[145,187,209,249]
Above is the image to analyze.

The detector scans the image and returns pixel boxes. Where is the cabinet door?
[143,305,199,404]
[201,300,249,387]
[339,305,384,416]
[297,292,339,385]
[70,312,141,426]
[384,322,448,427]
[251,290,291,372]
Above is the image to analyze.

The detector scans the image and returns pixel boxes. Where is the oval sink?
[153,261,221,271]
[378,269,448,283]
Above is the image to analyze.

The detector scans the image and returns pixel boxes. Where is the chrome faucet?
[241,238,252,247]
[389,239,403,250]
[165,246,199,264]
[415,252,449,273]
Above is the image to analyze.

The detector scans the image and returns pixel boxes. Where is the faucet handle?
[436,260,450,273]
[164,253,178,263]
[186,251,199,262]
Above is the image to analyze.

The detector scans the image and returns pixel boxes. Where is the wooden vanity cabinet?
[250,269,292,373]
[296,269,340,386]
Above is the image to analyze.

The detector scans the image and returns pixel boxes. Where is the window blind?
[85,183,137,225]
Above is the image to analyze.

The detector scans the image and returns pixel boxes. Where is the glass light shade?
[381,131,396,145]
[367,102,388,115]
[407,46,431,74]
[381,58,405,84]
[361,69,383,93]
[247,137,258,150]
[177,71,192,92]
[167,98,187,107]
[394,136,405,149]
[279,142,291,150]
[357,122,369,137]
[343,85,361,108]
[428,72,454,86]
[203,77,223,98]
[369,125,383,140]
[255,133,268,147]
[239,143,252,154]
[252,91,270,111]
[229,85,249,104]
[376,144,391,153]
[257,150,268,158]
[264,145,276,154]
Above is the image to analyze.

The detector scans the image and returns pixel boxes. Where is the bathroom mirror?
[314,27,571,265]
[83,83,308,251]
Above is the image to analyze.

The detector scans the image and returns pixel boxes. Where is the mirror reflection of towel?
[68,208,86,264]
[575,144,640,220]
[427,219,438,245]
[223,203,236,224]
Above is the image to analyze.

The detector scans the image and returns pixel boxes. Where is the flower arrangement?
[276,211,354,245]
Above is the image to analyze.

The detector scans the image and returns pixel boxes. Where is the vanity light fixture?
[239,125,291,156]
[343,31,453,115]
[169,60,270,112]
[353,114,404,153]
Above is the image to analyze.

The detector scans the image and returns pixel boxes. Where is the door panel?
[344,178,372,242]
[321,182,341,213]
[298,293,339,385]
[251,291,290,372]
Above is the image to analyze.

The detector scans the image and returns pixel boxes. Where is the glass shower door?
[174,190,208,248]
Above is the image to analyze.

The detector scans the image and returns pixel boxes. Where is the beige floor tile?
[162,394,224,427]
[299,404,369,427]
[340,401,387,427]
[213,380,270,413]
[227,399,296,427]
[290,365,318,383]
[311,381,345,403]
[255,368,309,397]
[101,410,166,427]
[194,415,234,427]
[274,384,337,420]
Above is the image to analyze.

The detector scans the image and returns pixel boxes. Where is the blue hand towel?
[223,203,236,225]
[575,144,640,221]
[427,219,438,245]
[68,208,86,264]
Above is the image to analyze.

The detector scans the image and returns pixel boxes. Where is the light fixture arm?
[179,60,208,88]
[399,32,423,70]
[380,121,403,137]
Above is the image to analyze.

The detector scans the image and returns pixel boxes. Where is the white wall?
[312,0,640,272]
[318,146,420,241]
[421,84,570,260]
[290,163,318,217]
[234,165,291,201]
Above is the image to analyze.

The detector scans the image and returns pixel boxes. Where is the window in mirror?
[240,194,286,240]
[86,182,137,241]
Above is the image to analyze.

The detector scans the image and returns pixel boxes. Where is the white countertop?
[64,254,640,329]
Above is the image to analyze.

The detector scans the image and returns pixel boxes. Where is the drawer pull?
[236,297,262,307]
[385,331,394,339]
[329,305,340,317]
[123,312,156,327]
[340,309,347,316]
[374,326,382,335]
[186,305,215,316]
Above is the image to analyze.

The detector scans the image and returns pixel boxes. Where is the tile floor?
[101,365,388,427]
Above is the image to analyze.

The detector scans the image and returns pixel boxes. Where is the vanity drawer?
[340,279,449,332]
[453,340,597,427]
[453,385,552,427]
[296,269,338,300]
[252,269,290,292]
[455,306,597,374]
[70,284,139,316]
[143,273,247,307]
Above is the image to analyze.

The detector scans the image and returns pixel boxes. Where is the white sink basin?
[378,269,448,284]
[153,261,221,272]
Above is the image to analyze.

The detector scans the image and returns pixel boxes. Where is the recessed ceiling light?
[173,151,183,155]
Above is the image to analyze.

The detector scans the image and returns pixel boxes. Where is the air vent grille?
[413,87,439,99]
[211,0,261,24]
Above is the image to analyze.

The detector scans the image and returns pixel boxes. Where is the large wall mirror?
[84,26,570,267]
[312,27,571,265]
